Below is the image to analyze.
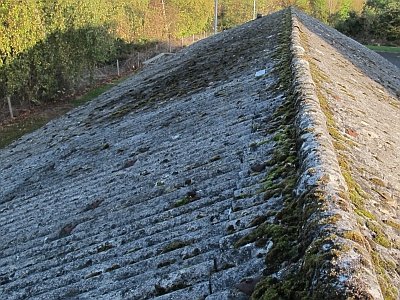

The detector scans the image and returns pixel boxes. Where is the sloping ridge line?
[288,8,382,299]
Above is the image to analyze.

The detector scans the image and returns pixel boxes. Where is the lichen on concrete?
[0,7,399,300]
[290,8,400,300]
[243,7,399,300]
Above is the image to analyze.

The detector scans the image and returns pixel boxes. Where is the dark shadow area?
[376,52,400,69]
[294,9,400,99]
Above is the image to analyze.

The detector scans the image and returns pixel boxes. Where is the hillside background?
[0,0,398,111]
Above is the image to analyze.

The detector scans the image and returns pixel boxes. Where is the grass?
[366,45,400,53]
[71,81,120,107]
[0,115,49,148]
[0,77,126,149]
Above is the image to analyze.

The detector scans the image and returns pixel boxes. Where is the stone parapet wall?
[289,8,383,299]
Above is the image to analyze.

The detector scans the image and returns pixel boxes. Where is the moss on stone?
[385,220,400,231]
[161,240,192,254]
[104,264,121,273]
[242,10,340,299]
[337,155,367,209]
[372,188,394,202]
[173,191,200,207]
[234,193,252,200]
[343,230,366,246]
[369,177,386,187]
[173,197,190,207]
[366,221,391,248]
[252,234,344,300]
[354,208,376,220]
[371,251,399,300]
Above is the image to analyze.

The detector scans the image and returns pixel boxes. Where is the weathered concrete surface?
[1,8,399,300]
[289,14,382,298]
[294,9,400,299]
[0,10,288,300]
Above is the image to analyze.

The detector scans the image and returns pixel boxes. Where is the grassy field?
[366,45,400,53]
[0,77,127,149]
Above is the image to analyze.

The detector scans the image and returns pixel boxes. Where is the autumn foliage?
[0,0,378,106]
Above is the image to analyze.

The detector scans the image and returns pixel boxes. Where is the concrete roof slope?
[0,9,290,300]
[294,9,400,300]
[2,7,399,300]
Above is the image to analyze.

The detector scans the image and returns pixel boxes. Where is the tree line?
[0,0,395,108]
[0,0,217,107]
[335,0,399,46]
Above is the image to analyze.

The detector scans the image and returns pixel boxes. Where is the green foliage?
[0,0,394,108]
[0,0,221,106]
[218,0,254,30]
[169,0,214,37]
[0,0,44,65]
[0,0,142,105]
[310,0,329,22]
[335,0,400,45]
[1,26,119,104]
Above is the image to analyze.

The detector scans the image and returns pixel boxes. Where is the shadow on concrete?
[376,52,400,69]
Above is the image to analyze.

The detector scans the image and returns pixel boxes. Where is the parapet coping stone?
[289,7,383,299]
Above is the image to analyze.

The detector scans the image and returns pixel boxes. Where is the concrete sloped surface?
[1,7,400,300]
[0,10,289,300]
[292,9,400,299]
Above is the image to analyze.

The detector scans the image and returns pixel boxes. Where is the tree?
[335,0,400,45]
[169,0,214,37]
[144,0,168,39]
[0,0,44,65]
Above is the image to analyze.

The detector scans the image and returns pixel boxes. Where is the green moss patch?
[369,177,386,187]
[385,220,400,231]
[371,251,399,300]
[173,191,200,208]
[161,240,193,254]
[235,11,343,299]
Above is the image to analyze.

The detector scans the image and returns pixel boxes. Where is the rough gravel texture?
[0,8,399,300]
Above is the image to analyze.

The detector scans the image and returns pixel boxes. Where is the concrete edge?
[289,7,383,299]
